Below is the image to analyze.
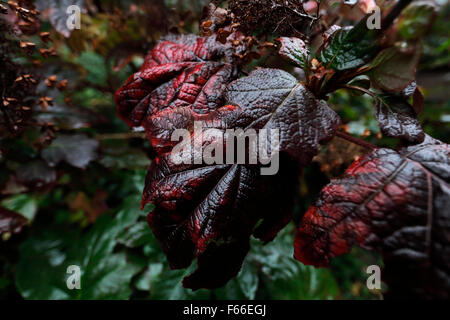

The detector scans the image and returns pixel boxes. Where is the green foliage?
[15,196,141,299]
[2,194,38,222]
[11,190,362,300]
[248,227,340,300]
[75,51,107,85]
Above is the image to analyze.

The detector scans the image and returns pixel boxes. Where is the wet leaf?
[225,68,341,165]
[41,134,99,168]
[115,34,238,130]
[375,93,425,143]
[320,16,381,71]
[134,66,339,290]
[144,151,301,290]
[116,35,341,290]
[295,135,450,299]
[15,197,142,299]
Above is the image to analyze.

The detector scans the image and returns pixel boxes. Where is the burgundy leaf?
[295,135,450,298]
[225,68,341,165]
[0,207,27,235]
[144,145,300,289]
[114,34,238,140]
[116,37,341,290]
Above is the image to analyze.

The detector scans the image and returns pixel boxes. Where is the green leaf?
[135,222,341,300]
[148,265,210,300]
[213,278,247,300]
[212,259,259,300]
[1,194,38,222]
[71,88,114,109]
[397,1,437,40]
[134,263,163,292]
[370,45,422,93]
[320,17,381,71]
[15,229,74,300]
[74,51,107,86]
[116,221,153,248]
[248,225,340,299]
[234,260,259,300]
[15,197,143,299]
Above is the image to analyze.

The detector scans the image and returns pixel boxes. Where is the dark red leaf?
[0,206,27,235]
[144,147,300,290]
[141,108,301,288]
[116,36,341,290]
[225,68,341,165]
[295,135,450,298]
[115,34,238,136]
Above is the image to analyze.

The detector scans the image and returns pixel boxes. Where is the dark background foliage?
[0,0,448,299]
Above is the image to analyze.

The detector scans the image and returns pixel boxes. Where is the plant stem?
[335,131,377,150]
[342,85,391,109]
[95,132,146,140]
[342,84,377,98]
